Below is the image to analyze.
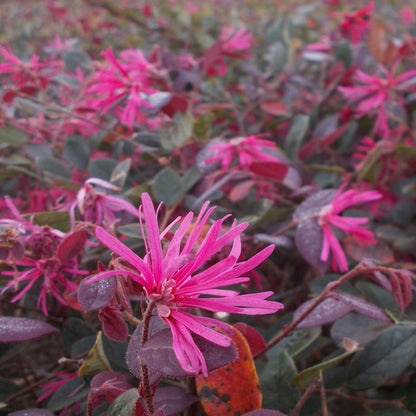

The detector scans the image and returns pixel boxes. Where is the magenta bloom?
[205,135,282,170]
[69,178,140,228]
[318,185,382,272]
[340,2,374,44]
[87,47,159,128]
[87,193,282,375]
[338,64,416,135]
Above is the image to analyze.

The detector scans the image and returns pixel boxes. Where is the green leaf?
[102,334,129,372]
[330,312,390,348]
[268,327,321,359]
[24,211,71,232]
[153,167,183,207]
[348,325,416,390]
[89,158,118,181]
[64,134,91,170]
[110,158,132,188]
[260,349,300,413]
[62,318,97,355]
[182,166,201,193]
[294,348,358,389]
[334,41,352,68]
[64,49,92,73]
[367,409,416,416]
[160,112,193,151]
[285,115,310,160]
[0,126,30,146]
[48,376,91,411]
[107,388,139,416]
[37,157,72,179]
[266,42,287,75]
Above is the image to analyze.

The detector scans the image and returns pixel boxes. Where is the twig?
[289,377,320,416]
[256,263,397,358]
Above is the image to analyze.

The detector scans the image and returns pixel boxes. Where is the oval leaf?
[107,388,140,416]
[295,218,329,275]
[153,167,183,207]
[57,230,87,264]
[154,386,198,416]
[9,410,55,416]
[78,276,117,312]
[0,317,57,343]
[294,297,353,329]
[196,326,262,416]
[348,325,416,390]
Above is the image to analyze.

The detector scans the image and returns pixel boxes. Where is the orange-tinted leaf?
[233,322,266,356]
[196,326,262,416]
[261,101,288,116]
[343,236,395,264]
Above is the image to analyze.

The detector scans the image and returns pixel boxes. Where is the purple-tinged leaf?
[0,317,57,343]
[154,386,199,416]
[295,217,329,275]
[194,332,238,371]
[312,115,338,140]
[293,189,337,220]
[139,328,192,378]
[294,297,353,329]
[9,410,55,416]
[242,411,287,416]
[370,270,393,292]
[141,327,237,377]
[78,276,117,312]
[332,291,392,323]
[126,317,164,385]
[57,230,87,264]
[127,316,237,379]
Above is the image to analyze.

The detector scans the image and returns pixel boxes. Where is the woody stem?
[140,301,155,414]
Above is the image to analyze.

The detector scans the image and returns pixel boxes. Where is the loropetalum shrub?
[1,1,416,415]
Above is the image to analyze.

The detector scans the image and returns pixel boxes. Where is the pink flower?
[0,44,60,90]
[338,64,416,135]
[204,26,252,76]
[87,47,159,128]
[86,193,282,376]
[340,2,374,44]
[69,178,140,228]
[0,197,87,315]
[204,135,282,170]
[317,185,382,272]
[220,26,253,58]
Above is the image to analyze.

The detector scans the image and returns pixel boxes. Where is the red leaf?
[201,39,224,75]
[196,326,262,416]
[99,305,128,342]
[298,123,349,161]
[57,230,87,264]
[233,322,266,356]
[248,161,289,181]
[161,95,188,117]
